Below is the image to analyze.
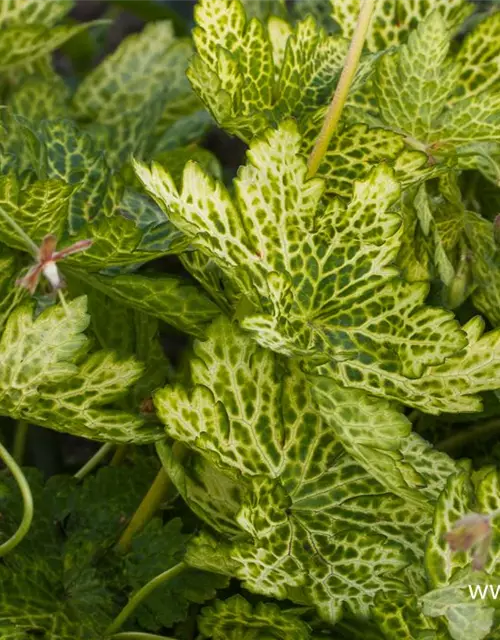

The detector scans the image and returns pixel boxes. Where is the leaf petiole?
[0,439,34,557]
[307,0,376,177]
[74,442,115,481]
[116,465,171,553]
[104,561,187,636]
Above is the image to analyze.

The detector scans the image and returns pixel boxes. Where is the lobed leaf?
[330,0,472,52]
[374,11,458,142]
[155,317,441,622]
[136,120,468,391]
[188,0,349,142]
[0,296,159,442]
[198,595,311,639]
[320,314,500,413]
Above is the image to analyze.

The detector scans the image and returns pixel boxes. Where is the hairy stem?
[436,420,500,454]
[105,562,187,635]
[307,0,376,177]
[74,442,114,481]
[116,466,171,553]
[13,420,29,464]
[0,206,39,256]
[0,440,34,557]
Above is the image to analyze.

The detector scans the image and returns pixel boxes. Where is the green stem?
[116,466,171,553]
[105,562,187,636]
[0,206,39,256]
[0,440,34,557]
[436,420,500,454]
[110,445,128,467]
[307,0,376,177]
[74,442,114,481]
[109,634,176,640]
[13,420,29,464]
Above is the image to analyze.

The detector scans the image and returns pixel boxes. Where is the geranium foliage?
[1,1,500,639]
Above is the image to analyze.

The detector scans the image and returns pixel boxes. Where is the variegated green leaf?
[7,75,70,122]
[432,91,500,146]
[73,22,204,166]
[375,11,458,142]
[464,210,500,326]
[72,22,175,121]
[422,470,500,640]
[188,0,348,141]
[13,118,121,233]
[453,11,500,102]
[0,246,27,331]
[68,270,221,338]
[0,174,73,251]
[198,595,311,640]
[77,284,171,413]
[312,376,457,510]
[421,575,498,640]
[0,0,73,27]
[369,9,500,174]
[331,0,472,52]
[320,314,500,413]
[157,441,245,536]
[373,594,444,640]
[155,317,441,622]
[412,180,465,287]
[302,115,442,199]
[135,120,467,388]
[0,296,159,442]
[0,22,98,71]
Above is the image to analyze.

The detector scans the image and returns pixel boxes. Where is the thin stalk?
[110,445,128,467]
[109,634,176,640]
[0,440,34,557]
[436,420,500,454]
[116,466,171,553]
[74,442,114,481]
[57,289,69,313]
[307,0,376,177]
[105,562,186,636]
[13,420,29,464]
[0,206,39,256]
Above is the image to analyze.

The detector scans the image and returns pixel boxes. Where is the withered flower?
[445,512,493,571]
[16,234,92,295]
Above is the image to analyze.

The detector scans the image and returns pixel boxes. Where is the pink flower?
[16,234,92,295]
[445,513,493,571]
